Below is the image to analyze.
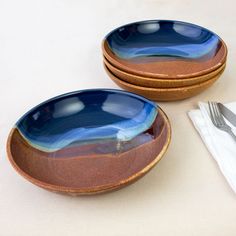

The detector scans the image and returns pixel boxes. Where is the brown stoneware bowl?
[104,66,224,101]
[104,56,226,88]
[102,20,227,79]
[7,89,171,195]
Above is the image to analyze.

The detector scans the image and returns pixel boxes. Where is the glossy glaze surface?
[103,20,227,78]
[16,89,158,154]
[7,89,171,194]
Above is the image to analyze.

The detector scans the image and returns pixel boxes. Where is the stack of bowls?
[102,20,227,101]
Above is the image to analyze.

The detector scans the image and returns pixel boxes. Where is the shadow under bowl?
[103,55,226,88]
[104,65,224,101]
[7,89,171,195]
[102,20,227,79]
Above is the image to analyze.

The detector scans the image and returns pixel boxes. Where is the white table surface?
[1,0,236,235]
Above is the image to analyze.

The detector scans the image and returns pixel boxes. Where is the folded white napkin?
[188,102,236,193]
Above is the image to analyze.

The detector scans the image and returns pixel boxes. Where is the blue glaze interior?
[106,20,221,61]
[16,89,158,152]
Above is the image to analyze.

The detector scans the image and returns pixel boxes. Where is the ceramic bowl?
[102,20,227,79]
[104,66,224,101]
[103,56,226,88]
[7,89,171,195]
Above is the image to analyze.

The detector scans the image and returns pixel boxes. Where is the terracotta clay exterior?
[104,65,224,101]
[104,56,226,88]
[7,108,171,195]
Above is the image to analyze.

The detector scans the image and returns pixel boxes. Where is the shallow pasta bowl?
[102,20,227,79]
[7,89,171,195]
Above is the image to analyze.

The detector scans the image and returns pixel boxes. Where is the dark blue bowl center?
[106,20,222,61]
[16,89,158,155]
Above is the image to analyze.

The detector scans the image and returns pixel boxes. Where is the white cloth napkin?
[188,102,236,193]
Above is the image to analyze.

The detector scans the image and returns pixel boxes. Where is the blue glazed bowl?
[102,20,227,79]
[7,89,171,194]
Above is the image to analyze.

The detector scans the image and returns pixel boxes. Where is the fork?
[208,101,236,141]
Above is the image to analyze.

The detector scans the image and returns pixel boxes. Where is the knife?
[218,103,236,127]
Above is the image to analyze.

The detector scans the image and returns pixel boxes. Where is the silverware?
[208,101,236,141]
[218,103,236,127]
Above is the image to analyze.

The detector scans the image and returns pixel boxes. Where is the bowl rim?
[102,19,228,79]
[103,55,226,83]
[6,89,171,194]
[104,63,223,92]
